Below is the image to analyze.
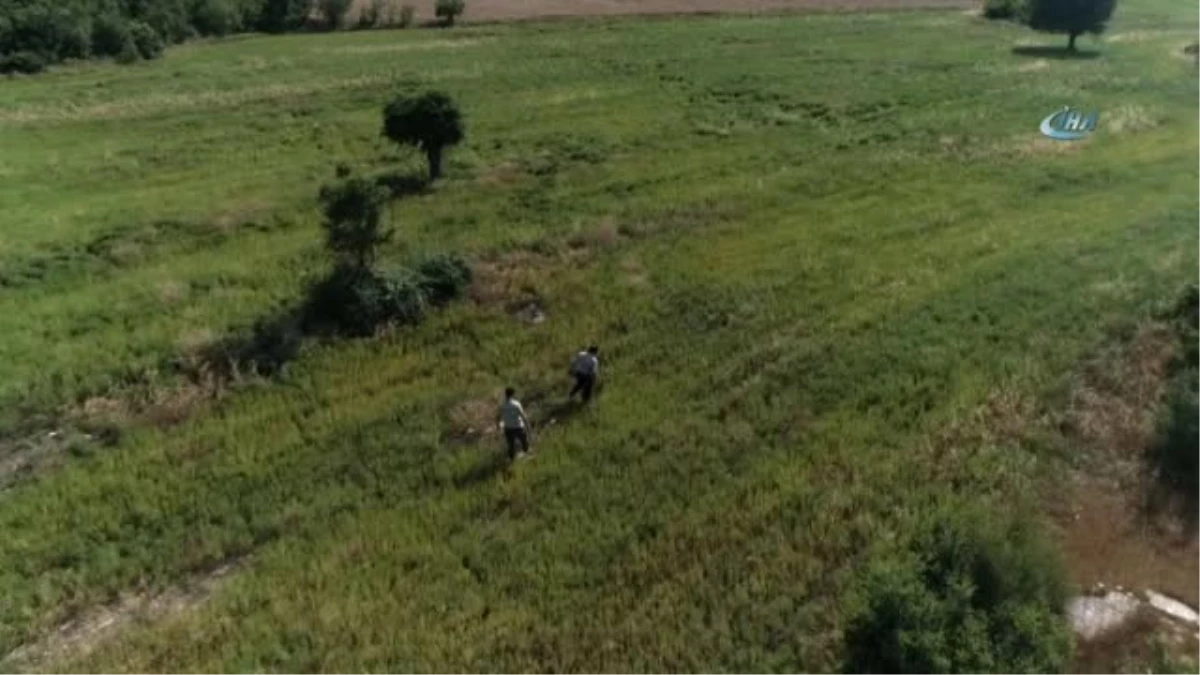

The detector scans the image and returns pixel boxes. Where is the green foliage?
[190,0,241,37]
[1021,0,1119,49]
[0,50,46,74]
[0,4,91,64]
[129,21,165,60]
[983,0,1023,19]
[318,0,354,29]
[415,252,472,305]
[91,14,133,58]
[304,265,427,336]
[843,504,1071,673]
[435,0,465,25]
[383,91,465,180]
[255,0,312,33]
[318,175,392,272]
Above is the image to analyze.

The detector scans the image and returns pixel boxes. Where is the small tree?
[318,0,354,29]
[435,0,465,26]
[1020,0,1117,51]
[382,91,464,181]
[318,175,391,272]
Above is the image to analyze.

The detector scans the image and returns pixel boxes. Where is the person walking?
[568,345,600,404]
[497,387,531,461]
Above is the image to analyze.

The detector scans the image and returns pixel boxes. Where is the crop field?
[0,0,1196,670]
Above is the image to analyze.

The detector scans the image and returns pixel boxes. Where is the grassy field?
[0,0,1196,670]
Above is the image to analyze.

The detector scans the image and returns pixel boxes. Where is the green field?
[0,0,1196,670]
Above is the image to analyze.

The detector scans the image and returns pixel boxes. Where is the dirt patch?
[1047,323,1198,622]
[1018,58,1049,72]
[511,300,548,324]
[362,0,973,23]
[445,396,501,444]
[1,558,244,672]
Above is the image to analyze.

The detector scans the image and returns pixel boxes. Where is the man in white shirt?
[497,387,531,460]
[568,345,600,404]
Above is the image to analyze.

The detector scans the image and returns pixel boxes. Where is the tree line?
[0,0,466,74]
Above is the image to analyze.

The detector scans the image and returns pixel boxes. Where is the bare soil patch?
[357,0,972,25]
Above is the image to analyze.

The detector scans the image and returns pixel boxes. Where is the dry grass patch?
[1,558,245,673]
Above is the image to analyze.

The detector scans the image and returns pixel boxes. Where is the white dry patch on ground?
[0,560,245,672]
[319,38,489,54]
[1018,58,1050,72]
[1106,29,1196,43]
[1068,591,1144,640]
[1104,104,1160,134]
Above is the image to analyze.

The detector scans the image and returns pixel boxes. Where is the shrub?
[842,504,1071,673]
[382,91,465,180]
[129,21,165,60]
[116,39,141,64]
[255,0,312,33]
[983,0,1021,20]
[318,0,354,29]
[399,3,416,27]
[435,0,465,25]
[91,14,133,58]
[416,253,472,305]
[319,175,392,272]
[0,50,46,74]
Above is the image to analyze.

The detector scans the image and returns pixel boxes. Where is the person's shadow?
[1011,45,1101,60]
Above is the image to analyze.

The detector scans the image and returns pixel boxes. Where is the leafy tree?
[435,0,465,26]
[1020,0,1117,51]
[319,175,392,273]
[383,91,465,181]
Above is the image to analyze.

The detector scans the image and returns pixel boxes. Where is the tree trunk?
[1067,32,1078,51]
[426,146,443,180]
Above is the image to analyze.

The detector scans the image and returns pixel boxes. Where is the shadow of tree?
[1142,285,1199,538]
[1011,45,1102,60]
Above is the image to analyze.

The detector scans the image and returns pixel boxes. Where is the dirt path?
[363,0,975,24]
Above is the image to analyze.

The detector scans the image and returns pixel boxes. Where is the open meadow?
[0,0,1196,670]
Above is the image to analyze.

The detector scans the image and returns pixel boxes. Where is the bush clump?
[983,0,1022,20]
[842,503,1071,673]
[0,50,46,74]
[416,253,472,306]
[129,21,165,60]
[305,265,426,336]
[91,13,133,57]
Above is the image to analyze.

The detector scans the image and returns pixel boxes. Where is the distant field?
[0,0,1196,670]
[357,0,974,23]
